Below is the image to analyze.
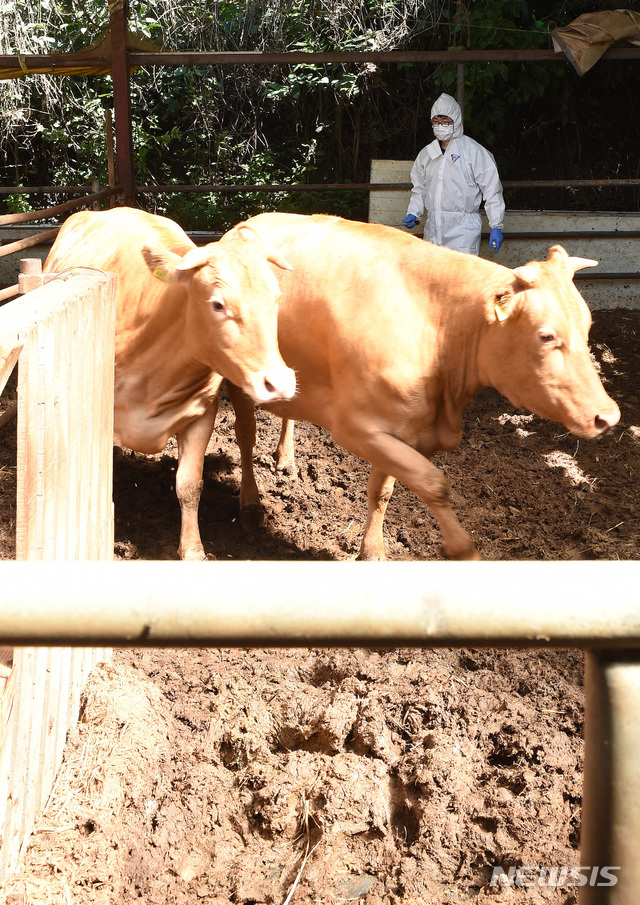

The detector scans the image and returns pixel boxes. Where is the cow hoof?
[240,503,266,531]
[357,547,387,562]
[276,462,297,478]
[443,544,481,561]
[179,548,208,562]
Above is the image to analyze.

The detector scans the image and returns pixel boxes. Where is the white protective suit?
[407,94,505,255]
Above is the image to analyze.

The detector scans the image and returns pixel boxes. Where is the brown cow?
[227,212,620,560]
[44,206,295,560]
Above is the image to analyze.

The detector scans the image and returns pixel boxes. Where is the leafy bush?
[2,1,639,218]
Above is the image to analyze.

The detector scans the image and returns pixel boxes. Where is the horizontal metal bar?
[0,188,117,226]
[137,182,375,193]
[2,47,640,71]
[0,228,59,258]
[2,181,638,198]
[131,50,566,65]
[0,186,123,196]
[0,284,19,302]
[1,561,639,648]
[503,180,640,189]
[127,47,640,65]
[136,179,640,194]
[574,272,640,280]
[483,232,640,240]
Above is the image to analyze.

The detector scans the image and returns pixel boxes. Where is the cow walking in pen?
[44,206,296,560]
[227,212,620,561]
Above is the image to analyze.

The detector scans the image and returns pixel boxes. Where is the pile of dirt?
[3,648,584,904]
[0,307,638,904]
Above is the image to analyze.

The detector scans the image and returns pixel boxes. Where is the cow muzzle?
[589,401,621,438]
[570,398,621,439]
[244,366,296,406]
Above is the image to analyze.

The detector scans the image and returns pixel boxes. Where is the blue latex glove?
[403,214,420,229]
[489,228,503,253]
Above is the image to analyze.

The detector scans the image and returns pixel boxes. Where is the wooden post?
[13,271,117,560]
[0,270,116,879]
[18,258,44,295]
[109,1,135,204]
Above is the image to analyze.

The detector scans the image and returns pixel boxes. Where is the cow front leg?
[227,382,265,530]
[335,425,479,561]
[359,468,396,561]
[175,402,218,561]
[275,419,296,475]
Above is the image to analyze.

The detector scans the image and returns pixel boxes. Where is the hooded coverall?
[406,93,505,255]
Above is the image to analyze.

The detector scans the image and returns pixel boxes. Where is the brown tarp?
[551,8,640,75]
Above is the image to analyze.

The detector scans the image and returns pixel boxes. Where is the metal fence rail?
[2,564,639,905]
[1,560,640,904]
[0,560,637,647]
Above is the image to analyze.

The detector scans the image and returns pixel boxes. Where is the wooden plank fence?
[0,266,116,880]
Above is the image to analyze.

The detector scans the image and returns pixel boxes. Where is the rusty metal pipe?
[0,189,116,226]
[134,180,640,193]
[0,229,59,259]
[2,47,640,71]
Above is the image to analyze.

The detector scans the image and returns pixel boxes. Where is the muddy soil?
[0,308,639,904]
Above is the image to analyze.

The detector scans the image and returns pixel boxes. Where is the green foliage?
[4,192,33,214]
[1,1,640,218]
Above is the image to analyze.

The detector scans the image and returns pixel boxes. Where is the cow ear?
[226,222,294,272]
[484,267,536,323]
[175,247,212,272]
[169,243,196,259]
[263,247,294,272]
[511,265,538,289]
[141,245,181,283]
[547,244,569,262]
[489,288,517,324]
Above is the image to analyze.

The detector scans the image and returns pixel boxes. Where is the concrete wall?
[3,184,640,311]
[369,159,640,311]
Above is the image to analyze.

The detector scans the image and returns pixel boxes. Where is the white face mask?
[432,122,454,141]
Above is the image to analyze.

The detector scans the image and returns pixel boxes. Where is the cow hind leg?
[176,402,218,561]
[227,382,266,531]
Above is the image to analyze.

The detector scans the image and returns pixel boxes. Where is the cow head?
[141,235,296,406]
[478,245,620,439]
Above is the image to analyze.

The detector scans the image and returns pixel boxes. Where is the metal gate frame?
[1,559,639,904]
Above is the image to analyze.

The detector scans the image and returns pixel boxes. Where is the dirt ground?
[1,307,639,904]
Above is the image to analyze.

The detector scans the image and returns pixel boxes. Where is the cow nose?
[248,367,296,404]
[594,401,621,435]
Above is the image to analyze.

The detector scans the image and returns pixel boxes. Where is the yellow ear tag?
[152,266,171,283]
[494,303,508,323]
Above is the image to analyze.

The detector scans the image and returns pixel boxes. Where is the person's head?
[430,93,463,143]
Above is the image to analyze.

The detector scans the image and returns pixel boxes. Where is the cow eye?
[211,297,226,314]
[538,328,557,344]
